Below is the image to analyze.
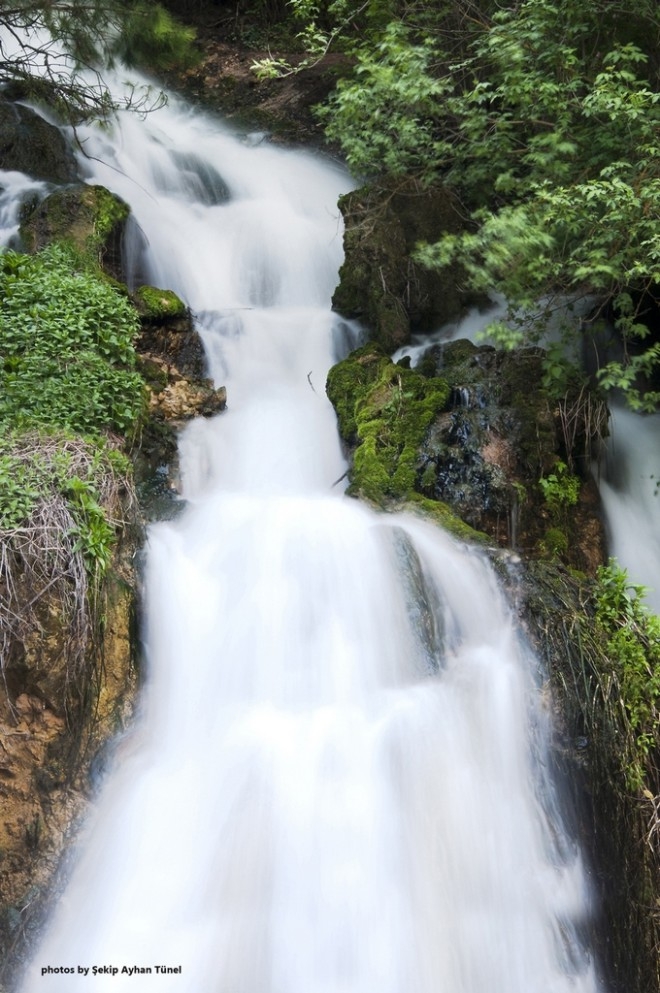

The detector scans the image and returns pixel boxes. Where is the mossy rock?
[327,338,607,566]
[326,344,451,505]
[133,285,187,321]
[19,184,130,280]
[332,177,471,350]
[403,493,490,545]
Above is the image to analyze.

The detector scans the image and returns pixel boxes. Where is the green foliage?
[594,561,660,791]
[0,244,145,436]
[0,431,131,578]
[109,4,198,73]
[64,475,116,576]
[0,242,143,581]
[312,0,660,408]
[0,2,197,119]
[539,460,580,516]
[0,454,41,530]
[319,22,453,179]
[537,459,582,562]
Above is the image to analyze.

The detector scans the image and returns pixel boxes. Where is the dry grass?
[558,385,609,469]
[0,432,135,716]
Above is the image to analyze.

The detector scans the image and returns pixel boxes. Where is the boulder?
[326,339,608,572]
[414,339,607,571]
[332,177,471,350]
[20,184,130,279]
[0,97,78,184]
[133,287,227,516]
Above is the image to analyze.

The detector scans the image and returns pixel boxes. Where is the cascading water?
[599,405,660,612]
[13,71,605,993]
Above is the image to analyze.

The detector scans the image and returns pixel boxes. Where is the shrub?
[0,244,145,436]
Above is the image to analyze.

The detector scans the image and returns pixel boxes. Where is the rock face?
[414,338,608,572]
[509,561,660,993]
[0,98,78,183]
[332,178,471,351]
[0,538,137,986]
[326,339,607,572]
[134,287,227,516]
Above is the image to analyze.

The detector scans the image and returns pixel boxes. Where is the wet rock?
[415,339,607,571]
[134,288,206,380]
[134,288,227,515]
[0,98,78,184]
[19,184,129,280]
[332,177,472,351]
[326,338,607,570]
[147,373,227,420]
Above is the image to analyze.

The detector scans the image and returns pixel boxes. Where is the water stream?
[599,405,660,612]
[9,76,606,992]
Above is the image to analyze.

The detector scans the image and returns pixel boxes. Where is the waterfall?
[12,73,604,993]
[599,405,660,612]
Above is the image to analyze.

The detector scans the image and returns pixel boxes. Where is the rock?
[332,177,471,350]
[326,339,607,571]
[134,287,206,380]
[0,540,137,985]
[0,98,78,184]
[417,340,607,571]
[19,184,130,280]
[133,285,189,322]
[325,342,486,543]
[148,377,227,420]
[133,291,227,515]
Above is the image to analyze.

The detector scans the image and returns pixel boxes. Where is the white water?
[13,74,605,993]
[0,170,48,246]
[599,405,660,612]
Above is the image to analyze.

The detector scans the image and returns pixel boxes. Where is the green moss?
[540,526,569,558]
[326,343,386,440]
[20,185,130,280]
[356,365,449,497]
[328,345,450,503]
[91,186,130,242]
[440,338,480,369]
[134,285,187,320]
[404,493,490,544]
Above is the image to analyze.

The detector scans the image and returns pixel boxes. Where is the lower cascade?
[17,74,604,993]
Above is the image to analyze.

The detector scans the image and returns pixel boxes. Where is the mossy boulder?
[332,177,471,350]
[413,338,607,572]
[133,285,188,321]
[19,184,130,280]
[326,339,607,567]
[327,343,451,500]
